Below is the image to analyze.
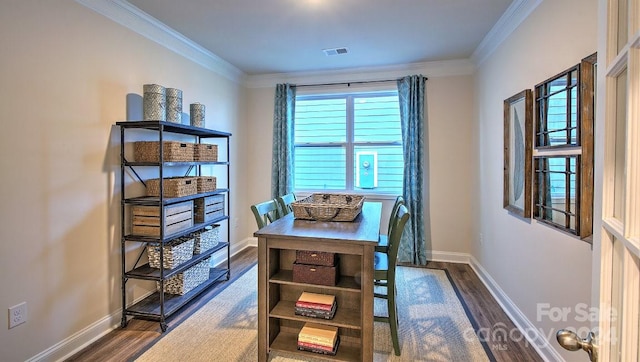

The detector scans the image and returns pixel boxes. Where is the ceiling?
[126,0,513,76]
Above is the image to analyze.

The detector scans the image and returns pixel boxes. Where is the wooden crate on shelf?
[146,177,198,198]
[131,201,194,237]
[194,195,225,223]
[133,141,194,162]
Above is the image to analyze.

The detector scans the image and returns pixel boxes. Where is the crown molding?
[76,0,245,84]
[471,0,542,67]
[243,59,476,89]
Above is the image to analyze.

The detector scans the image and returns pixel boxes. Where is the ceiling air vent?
[323,47,349,56]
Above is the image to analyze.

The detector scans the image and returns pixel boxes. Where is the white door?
[558,1,640,361]
[587,0,638,360]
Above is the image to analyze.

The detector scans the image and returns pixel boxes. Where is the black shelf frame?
[117,120,232,331]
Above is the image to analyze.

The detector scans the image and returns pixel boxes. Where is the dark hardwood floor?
[67,248,542,362]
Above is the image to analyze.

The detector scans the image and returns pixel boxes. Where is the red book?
[295,300,334,311]
[297,340,335,353]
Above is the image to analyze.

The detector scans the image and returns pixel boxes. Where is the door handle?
[556,329,598,361]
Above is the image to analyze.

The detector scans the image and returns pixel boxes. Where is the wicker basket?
[292,262,339,286]
[194,144,218,162]
[134,141,194,162]
[195,176,217,193]
[291,194,364,222]
[295,251,337,266]
[158,257,210,295]
[147,237,194,269]
[191,225,220,254]
[146,177,198,198]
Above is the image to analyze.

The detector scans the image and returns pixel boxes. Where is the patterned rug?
[134,265,494,362]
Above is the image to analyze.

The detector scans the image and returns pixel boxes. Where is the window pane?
[295,98,346,143]
[353,145,403,193]
[294,146,346,190]
[536,68,579,147]
[614,68,627,220]
[293,92,403,193]
[534,156,578,233]
[354,95,401,143]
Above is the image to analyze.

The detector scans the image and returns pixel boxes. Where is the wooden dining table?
[254,201,382,361]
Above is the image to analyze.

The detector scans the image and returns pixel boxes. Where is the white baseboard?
[34,244,561,362]
[36,240,255,362]
[468,256,563,362]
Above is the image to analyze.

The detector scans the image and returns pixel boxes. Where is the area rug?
[133,265,494,362]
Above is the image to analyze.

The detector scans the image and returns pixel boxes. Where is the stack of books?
[294,292,337,320]
[297,322,340,356]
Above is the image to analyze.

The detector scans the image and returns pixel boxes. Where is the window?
[533,53,596,239]
[293,91,403,194]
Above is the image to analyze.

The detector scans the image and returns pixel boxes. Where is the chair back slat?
[387,204,410,268]
[251,199,279,229]
[276,193,297,217]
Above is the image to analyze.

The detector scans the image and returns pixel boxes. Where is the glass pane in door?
[617,0,628,52]
[610,236,625,361]
[613,68,627,221]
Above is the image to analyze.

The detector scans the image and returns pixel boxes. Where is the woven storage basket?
[195,176,217,193]
[291,194,364,222]
[292,262,339,286]
[295,251,337,267]
[147,237,194,269]
[194,144,218,161]
[134,141,194,162]
[157,257,210,295]
[191,225,220,254]
[146,177,198,198]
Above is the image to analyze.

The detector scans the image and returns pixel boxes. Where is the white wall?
[0,1,245,361]
[474,0,596,360]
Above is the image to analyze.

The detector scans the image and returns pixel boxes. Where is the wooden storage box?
[194,144,218,162]
[194,195,225,223]
[134,141,194,162]
[131,201,194,237]
[291,193,364,222]
[295,251,337,267]
[147,236,194,269]
[157,257,210,295]
[195,176,217,193]
[190,225,220,254]
[292,262,339,286]
[146,177,198,198]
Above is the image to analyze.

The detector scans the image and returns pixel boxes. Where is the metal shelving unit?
[116,121,232,331]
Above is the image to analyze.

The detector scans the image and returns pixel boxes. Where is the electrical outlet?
[8,302,27,329]
[479,233,484,244]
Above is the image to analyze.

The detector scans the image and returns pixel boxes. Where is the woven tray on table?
[291,193,364,222]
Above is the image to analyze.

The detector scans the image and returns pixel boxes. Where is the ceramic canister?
[143,84,166,121]
[190,103,205,127]
[165,88,183,123]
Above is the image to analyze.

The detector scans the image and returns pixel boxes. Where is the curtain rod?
[292,79,398,88]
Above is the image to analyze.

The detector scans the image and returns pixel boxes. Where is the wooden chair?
[374,204,410,356]
[276,193,296,218]
[376,196,405,253]
[250,199,279,229]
